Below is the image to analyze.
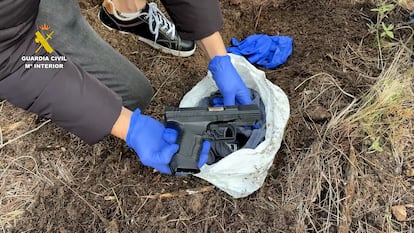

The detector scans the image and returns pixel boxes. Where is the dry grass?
[1,1,413,232]
[0,102,50,230]
[0,101,94,230]
[2,36,412,233]
[281,43,414,232]
[342,46,414,232]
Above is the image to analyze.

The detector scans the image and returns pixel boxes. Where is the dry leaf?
[405,168,414,177]
[105,219,119,233]
[391,205,407,222]
[398,0,414,11]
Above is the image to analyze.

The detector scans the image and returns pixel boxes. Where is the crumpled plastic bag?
[226,34,293,69]
[179,54,290,198]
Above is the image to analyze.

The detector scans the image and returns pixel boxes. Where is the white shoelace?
[147,2,176,42]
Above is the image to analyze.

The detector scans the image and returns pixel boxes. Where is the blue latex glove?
[126,109,209,174]
[227,34,293,69]
[227,34,273,63]
[208,55,252,106]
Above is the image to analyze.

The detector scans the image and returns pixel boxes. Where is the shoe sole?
[98,12,196,58]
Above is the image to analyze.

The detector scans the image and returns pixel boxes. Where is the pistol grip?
[169,130,203,175]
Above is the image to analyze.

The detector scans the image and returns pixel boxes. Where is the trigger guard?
[206,123,236,141]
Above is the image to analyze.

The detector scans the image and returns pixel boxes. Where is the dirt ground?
[1,0,414,232]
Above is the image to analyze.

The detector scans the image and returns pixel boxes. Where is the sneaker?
[98,0,196,57]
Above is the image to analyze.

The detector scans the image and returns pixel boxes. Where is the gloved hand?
[126,109,209,174]
[208,55,252,106]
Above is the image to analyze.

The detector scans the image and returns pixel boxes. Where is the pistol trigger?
[206,124,222,140]
[223,124,236,141]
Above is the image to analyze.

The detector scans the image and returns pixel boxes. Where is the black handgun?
[165,104,261,175]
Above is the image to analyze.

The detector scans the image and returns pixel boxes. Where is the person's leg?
[35,0,153,111]
[99,0,195,57]
[112,0,146,13]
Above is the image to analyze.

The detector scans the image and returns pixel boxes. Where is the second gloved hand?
[208,55,252,106]
[126,109,210,174]
[126,109,179,174]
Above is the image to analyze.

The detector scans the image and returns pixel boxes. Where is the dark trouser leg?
[36,0,153,110]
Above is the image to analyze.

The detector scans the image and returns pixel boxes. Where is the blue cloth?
[226,34,293,69]
[410,11,414,24]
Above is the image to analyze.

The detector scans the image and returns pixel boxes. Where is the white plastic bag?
[180,54,290,198]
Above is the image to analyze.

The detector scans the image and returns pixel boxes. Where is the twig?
[191,215,218,225]
[0,100,6,145]
[0,155,53,185]
[139,185,214,199]
[150,66,179,102]
[57,178,109,226]
[0,100,6,111]
[0,125,2,147]
[254,2,266,31]
[295,72,356,99]
[338,143,357,233]
[111,188,124,216]
[135,194,150,213]
[326,53,366,75]
[0,119,51,149]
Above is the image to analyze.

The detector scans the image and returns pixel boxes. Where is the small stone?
[304,105,331,122]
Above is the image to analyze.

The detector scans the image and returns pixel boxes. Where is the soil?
[3,0,414,232]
